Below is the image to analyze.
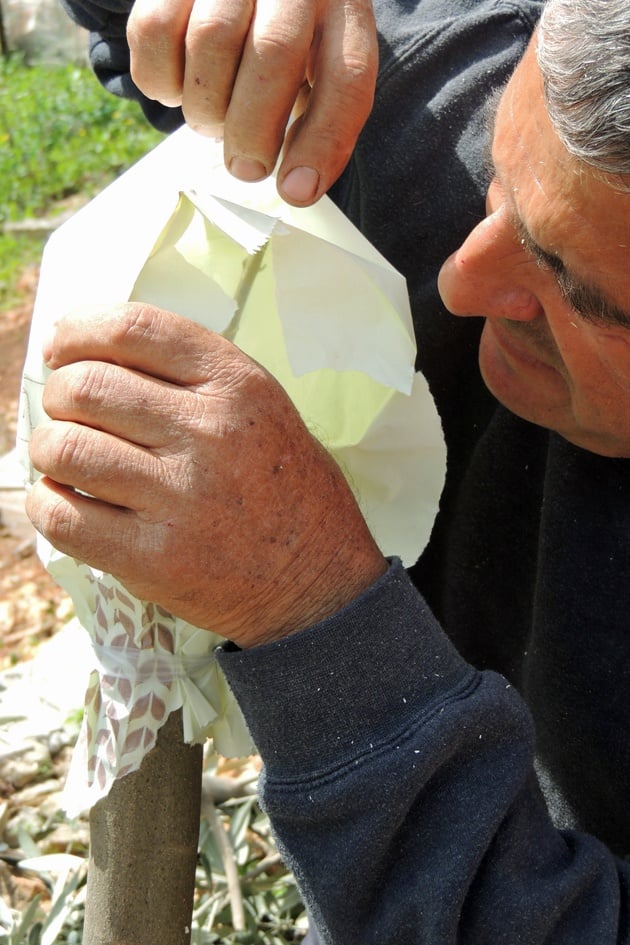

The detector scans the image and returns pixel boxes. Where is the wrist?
[224,447,388,647]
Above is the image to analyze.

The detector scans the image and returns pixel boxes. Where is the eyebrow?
[513,212,630,330]
[483,94,630,330]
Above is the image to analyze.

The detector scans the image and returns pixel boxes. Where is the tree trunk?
[83,709,203,945]
[0,0,9,59]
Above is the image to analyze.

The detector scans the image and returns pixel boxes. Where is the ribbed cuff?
[217,559,473,778]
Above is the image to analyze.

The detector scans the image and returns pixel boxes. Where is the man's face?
[438,36,630,458]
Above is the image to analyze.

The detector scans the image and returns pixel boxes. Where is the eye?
[547,271,630,329]
[514,234,629,327]
[517,231,562,274]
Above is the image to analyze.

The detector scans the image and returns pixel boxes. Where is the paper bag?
[17,127,446,813]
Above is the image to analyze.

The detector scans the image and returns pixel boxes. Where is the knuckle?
[55,425,89,474]
[210,345,272,396]
[326,50,377,106]
[127,5,178,52]
[41,490,75,545]
[346,53,378,90]
[253,30,307,72]
[109,302,159,348]
[186,3,254,55]
[64,362,109,413]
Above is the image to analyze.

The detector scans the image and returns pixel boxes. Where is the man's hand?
[126,0,378,206]
[26,304,386,646]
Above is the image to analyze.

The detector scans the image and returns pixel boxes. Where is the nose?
[438,202,544,323]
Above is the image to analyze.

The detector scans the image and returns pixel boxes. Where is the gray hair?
[536,0,630,184]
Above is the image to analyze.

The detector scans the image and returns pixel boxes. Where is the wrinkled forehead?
[493,40,571,196]
[492,38,630,298]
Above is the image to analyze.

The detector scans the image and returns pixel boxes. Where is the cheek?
[592,334,630,395]
[560,328,630,437]
[564,326,630,397]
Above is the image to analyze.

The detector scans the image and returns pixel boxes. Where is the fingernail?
[281,166,320,204]
[229,156,268,182]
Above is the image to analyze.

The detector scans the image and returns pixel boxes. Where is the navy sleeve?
[61,0,184,131]
[217,560,630,944]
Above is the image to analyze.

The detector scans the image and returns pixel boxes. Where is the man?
[29,0,630,940]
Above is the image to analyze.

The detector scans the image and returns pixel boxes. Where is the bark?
[83,709,203,945]
[0,1,8,58]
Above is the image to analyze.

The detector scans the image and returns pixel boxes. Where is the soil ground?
[0,265,71,669]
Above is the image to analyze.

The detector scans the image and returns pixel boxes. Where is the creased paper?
[17,126,446,814]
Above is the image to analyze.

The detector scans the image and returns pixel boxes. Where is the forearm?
[218,559,629,943]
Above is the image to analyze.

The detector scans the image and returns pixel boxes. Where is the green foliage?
[0,53,163,306]
[0,855,85,945]
[0,230,42,307]
[193,795,308,943]
[3,793,307,945]
[0,53,162,222]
